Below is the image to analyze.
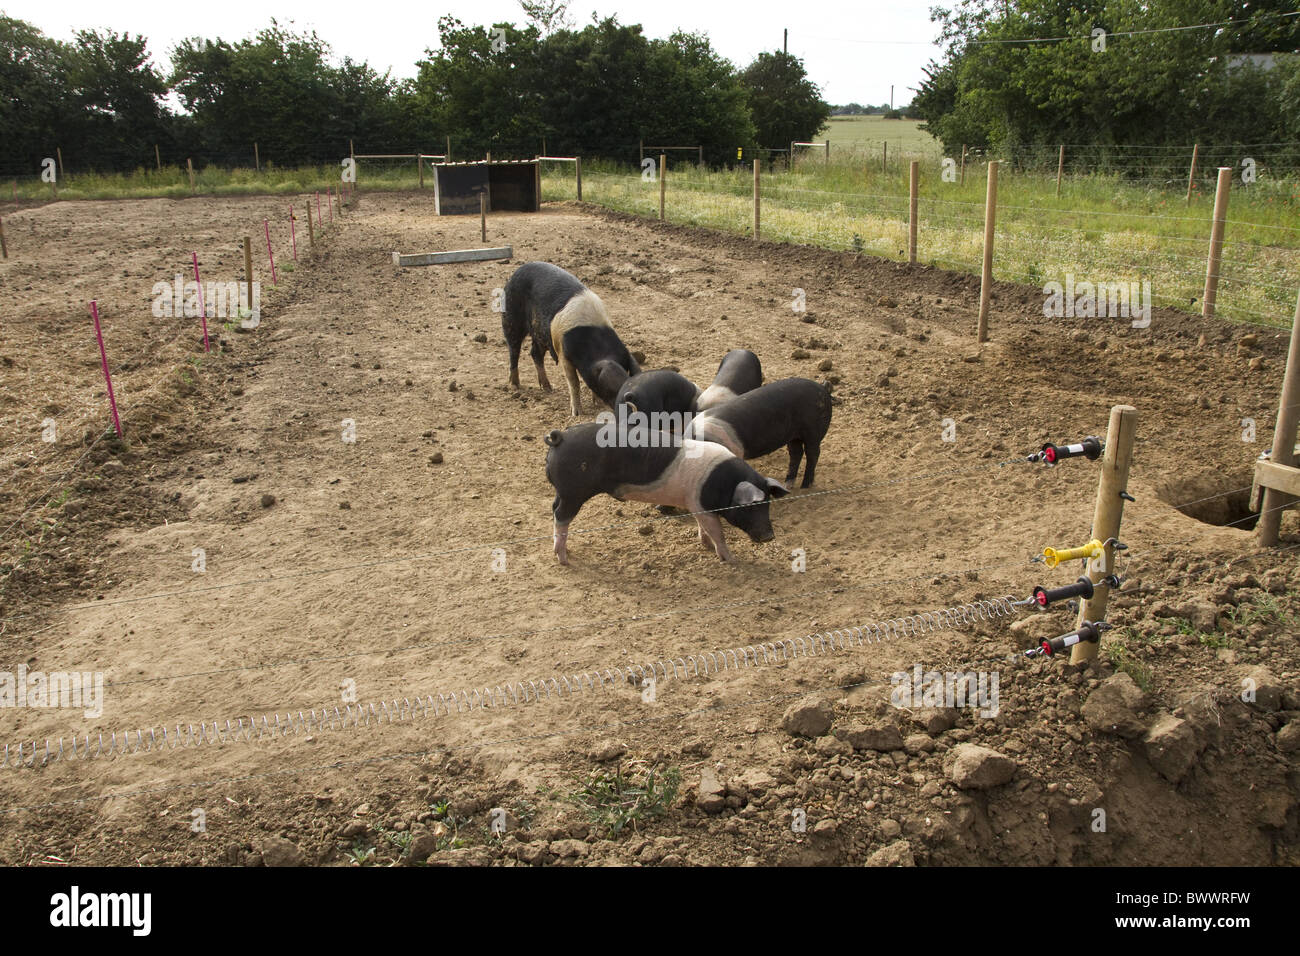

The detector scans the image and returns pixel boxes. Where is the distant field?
[819,115,941,160]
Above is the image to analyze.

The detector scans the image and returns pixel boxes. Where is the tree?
[519,0,573,36]
[65,30,170,168]
[912,0,1299,167]
[0,16,72,169]
[737,51,830,148]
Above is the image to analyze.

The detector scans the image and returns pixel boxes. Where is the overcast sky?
[2,0,943,106]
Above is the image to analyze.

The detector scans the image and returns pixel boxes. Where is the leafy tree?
[913,0,1300,168]
[65,30,170,168]
[738,51,830,148]
[0,16,71,170]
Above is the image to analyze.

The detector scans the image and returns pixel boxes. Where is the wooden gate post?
[576,156,582,201]
[1256,287,1300,545]
[908,160,919,264]
[659,153,666,221]
[753,159,761,240]
[1186,143,1199,205]
[1056,145,1064,198]
[976,161,999,342]
[1071,404,1139,664]
[1202,166,1232,318]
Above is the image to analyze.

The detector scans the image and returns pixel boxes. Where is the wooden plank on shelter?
[392,246,513,267]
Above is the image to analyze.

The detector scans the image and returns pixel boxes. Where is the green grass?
[1103,631,1155,691]
[819,115,941,159]
[568,761,681,837]
[546,150,1300,328]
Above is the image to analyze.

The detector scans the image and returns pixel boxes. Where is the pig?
[543,422,788,564]
[614,369,702,416]
[502,261,640,415]
[684,377,832,487]
[695,349,763,411]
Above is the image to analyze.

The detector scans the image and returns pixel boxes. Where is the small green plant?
[344,841,376,866]
[375,826,413,852]
[851,233,864,253]
[569,761,681,837]
[1198,631,1234,649]
[1104,636,1153,691]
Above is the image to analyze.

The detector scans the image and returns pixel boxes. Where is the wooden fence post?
[659,153,666,221]
[753,159,761,241]
[576,156,582,201]
[254,142,260,172]
[1056,145,1064,197]
[480,192,487,243]
[57,147,64,179]
[976,161,999,343]
[155,144,162,171]
[960,144,967,187]
[417,153,424,188]
[306,201,315,248]
[1070,404,1139,664]
[1202,166,1232,318]
[1186,143,1199,205]
[908,160,919,264]
[0,217,7,259]
[699,145,704,170]
[445,136,450,163]
[882,140,888,173]
[825,141,830,165]
[187,158,196,194]
[243,237,253,308]
[1256,287,1300,545]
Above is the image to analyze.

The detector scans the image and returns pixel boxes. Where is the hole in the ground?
[1156,469,1258,530]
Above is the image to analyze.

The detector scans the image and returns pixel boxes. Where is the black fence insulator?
[1025,620,1107,658]
[1033,436,1103,465]
[1032,576,1095,608]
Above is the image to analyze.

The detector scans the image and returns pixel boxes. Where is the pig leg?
[561,358,583,415]
[553,519,571,565]
[530,340,553,391]
[785,440,805,485]
[507,337,522,389]
[802,440,821,487]
[552,493,583,565]
[695,513,734,563]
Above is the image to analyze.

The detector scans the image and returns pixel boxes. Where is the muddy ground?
[0,191,1296,866]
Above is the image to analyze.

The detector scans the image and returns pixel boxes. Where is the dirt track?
[0,192,1296,866]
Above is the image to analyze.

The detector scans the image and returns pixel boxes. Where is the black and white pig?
[684,377,832,488]
[544,422,788,564]
[695,349,763,411]
[614,369,701,416]
[502,261,640,415]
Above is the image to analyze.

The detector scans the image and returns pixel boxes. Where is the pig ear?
[732,481,764,506]
[764,477,790,498]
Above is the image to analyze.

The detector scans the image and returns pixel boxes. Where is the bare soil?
[0,191,1296,866]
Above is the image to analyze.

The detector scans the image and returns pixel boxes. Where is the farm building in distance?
[432,160,541,215]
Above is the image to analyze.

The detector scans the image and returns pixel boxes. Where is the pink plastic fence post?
[191,252,210,352]
[264,220,278,285]
[327,187,334,223]
[89,301,123,437]
[289,206,298,261]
